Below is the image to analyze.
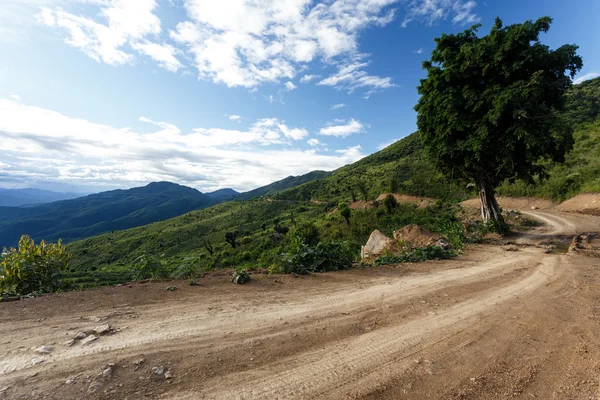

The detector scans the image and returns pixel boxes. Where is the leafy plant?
[0,235,71,295]
[375,246,457,265]
[280,242,354,275]
[130,255,168,281]
[292,222,320,247]
[338,202,351,225]
[383,194,398,214]
[170,257,204,280]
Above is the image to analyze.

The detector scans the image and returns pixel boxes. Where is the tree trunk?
[476,179,505,225]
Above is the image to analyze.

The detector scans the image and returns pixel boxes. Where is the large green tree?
[415,17,582,226]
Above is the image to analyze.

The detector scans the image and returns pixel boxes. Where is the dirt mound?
[376,193,435,208]
[556,193,600,216]
[349,200,376,210]
[461,196,556,210]
[394,224,440,248]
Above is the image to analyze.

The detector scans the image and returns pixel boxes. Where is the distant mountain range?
[0,188,84,207]
[0,172,331,248]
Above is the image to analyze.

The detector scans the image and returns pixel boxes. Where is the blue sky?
[0,0,598,193]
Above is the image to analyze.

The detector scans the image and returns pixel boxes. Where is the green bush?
[291,222,321,246]
[130,255,168,281]
[170,257,204,280]
[0,235,72,295]
[375,246,456,265]
[280,242,354,275]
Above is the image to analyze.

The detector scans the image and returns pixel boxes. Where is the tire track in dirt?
[0,252,533,376]
[177,256,561,400]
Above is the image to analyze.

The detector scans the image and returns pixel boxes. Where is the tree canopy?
[415,16,582,225]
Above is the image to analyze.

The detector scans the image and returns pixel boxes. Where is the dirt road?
[1,211,599,399]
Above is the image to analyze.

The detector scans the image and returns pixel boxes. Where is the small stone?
[86,316,103,323]
[88,381,103,393]
[164,370,173,379]
[152,366,165,376]
[31,358,45,365]
[80,334,98,346]
[133,358,145,370]
[35,346,53,355]
[64,339,76,347]
[102,367,113,379]
[93,324,111,335]
[75,332,87,340]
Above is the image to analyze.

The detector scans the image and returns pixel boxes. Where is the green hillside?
[59,77,600,287]
[497,77,600,200]
[0,182,215,247]
[273,132,466,203]
[65,133,465,286]
[236,170,332,201]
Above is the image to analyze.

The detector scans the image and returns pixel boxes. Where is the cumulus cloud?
[36,0,182,71]
[227,114,241,121]
[38,0,399,91]
[319,118,364,137]
[300,74,319,83]
[0,99,363,191]
[573,72,599,85]
[317,61,396,97]
[284,81,297,91]
[10,94,21,100]
[307,138,323,146]
[331,103,346,110]
[402,0,480,27]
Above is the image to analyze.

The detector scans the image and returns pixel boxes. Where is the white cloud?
[402,0,480,27]
[284,81,297,91]
[318,61,396,97]
[10,94,21,100]
[131,41,183,72]
[319,118,364,137]
[0,99,364,191]
[39,0,400,90]
[300,74,319,83]
[227,114,241,121]
[414,48,423,54]
[331,103,346,110]
[36,0,182,71]
[573,72,599,85]
[307,138,323,146]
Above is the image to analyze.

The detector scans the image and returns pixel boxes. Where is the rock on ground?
[361,230,396,259]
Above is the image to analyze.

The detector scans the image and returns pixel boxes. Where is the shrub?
[0,235,72,295]
[375,246,456,265]
[338,202,351,224]
[170,257,204,280]
[280,242,354,275]
[383,194,398,214]
[292,222,320,246]
[130,255,168,281]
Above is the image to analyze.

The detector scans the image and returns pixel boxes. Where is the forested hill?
[236,170,332,201]
[0,182,215,248]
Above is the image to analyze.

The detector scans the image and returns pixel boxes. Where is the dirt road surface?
[1,210,599,399]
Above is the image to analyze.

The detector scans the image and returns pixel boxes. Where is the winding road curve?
[1,210,599,399]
